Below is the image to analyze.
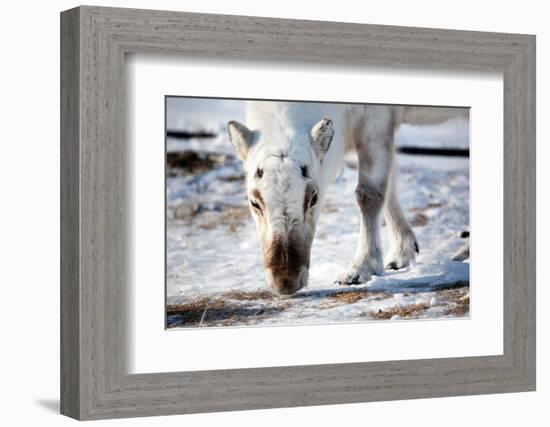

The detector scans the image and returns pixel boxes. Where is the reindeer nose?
[277,279,296,295]
[264,234,310,295]
[268,267,309,295]
[273,277,299,295]
[282,279,291,290]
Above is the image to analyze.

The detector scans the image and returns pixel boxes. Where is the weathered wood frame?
[60,5,536,420]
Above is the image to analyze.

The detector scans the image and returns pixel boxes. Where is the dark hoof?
[386,261,399,270]
[334,276,361,286]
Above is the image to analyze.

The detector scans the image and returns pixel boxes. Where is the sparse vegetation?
[198,206,250,232]
[167,293,287,328]
[370,302,431,320]
[167,285,470,328]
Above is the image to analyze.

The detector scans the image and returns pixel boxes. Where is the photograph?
[165,97,470,329]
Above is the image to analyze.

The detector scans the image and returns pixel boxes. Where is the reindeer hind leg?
[383,167,419,270]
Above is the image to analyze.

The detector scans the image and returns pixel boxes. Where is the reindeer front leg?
[336,107,393,285]
[336,175,386,284]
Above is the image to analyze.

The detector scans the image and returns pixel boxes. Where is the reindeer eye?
[310,192,318,208]
[250,199,262,213]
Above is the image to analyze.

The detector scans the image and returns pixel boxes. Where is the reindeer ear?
[227,121,257,161]
[310,117,334,159]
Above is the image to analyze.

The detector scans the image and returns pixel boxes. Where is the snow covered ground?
[165,98,470,328]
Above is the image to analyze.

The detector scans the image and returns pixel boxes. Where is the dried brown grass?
[167,288,290,327]
[198,206,250,232]
[370,302,431,320]
[410,213,429,227]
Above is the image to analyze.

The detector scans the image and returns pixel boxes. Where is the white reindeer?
[228,101,457,295]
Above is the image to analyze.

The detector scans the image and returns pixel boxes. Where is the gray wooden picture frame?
[60,5,536,421]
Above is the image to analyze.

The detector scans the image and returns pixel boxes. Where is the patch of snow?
[395,117,469,149]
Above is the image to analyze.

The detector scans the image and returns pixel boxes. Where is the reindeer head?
[227,117,334,295]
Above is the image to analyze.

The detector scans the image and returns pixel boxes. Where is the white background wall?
[0,0,546,425]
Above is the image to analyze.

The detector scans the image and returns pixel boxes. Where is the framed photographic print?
[61,6,536,420]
